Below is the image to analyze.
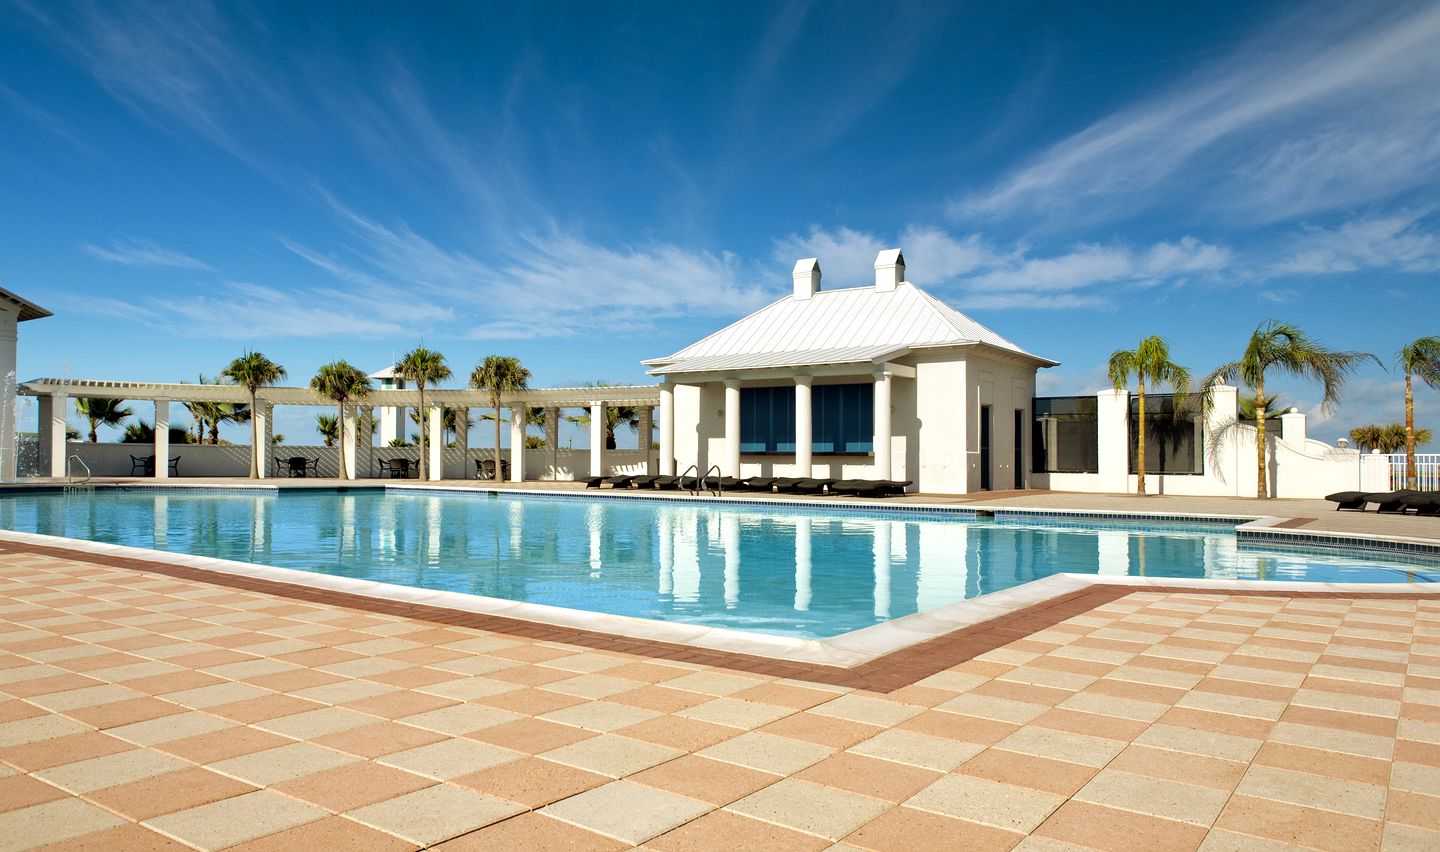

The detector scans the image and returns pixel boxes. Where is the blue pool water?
[2,489,1435,638]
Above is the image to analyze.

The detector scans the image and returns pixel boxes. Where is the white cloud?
[1272,212,1440,275]
[80,238,211,270]
[954,3,1440,225]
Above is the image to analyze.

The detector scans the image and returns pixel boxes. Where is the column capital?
[723,378,741,390]
[794,375,813,387]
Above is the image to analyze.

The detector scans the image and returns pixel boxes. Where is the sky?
[3,0,1439,448]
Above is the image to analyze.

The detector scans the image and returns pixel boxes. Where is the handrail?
[679,463,698,489]
[701,464,723,496]
[66,455,91,486]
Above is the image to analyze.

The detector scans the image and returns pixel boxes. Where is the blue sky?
[3,0,1439,447]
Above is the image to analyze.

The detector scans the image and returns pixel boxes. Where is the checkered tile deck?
[2,547,1438,850]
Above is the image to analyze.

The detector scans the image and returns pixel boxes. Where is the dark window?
[1129,394,1202,475]
[1032,396,1099,473]
[740,383,873,455]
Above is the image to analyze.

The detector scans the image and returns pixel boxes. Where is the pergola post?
[40,391,67,478]
[659,383,675,476]
[341,404,357,479]
[509,407,525,482]
[873,369,893,481]
[544,407,559,480]
[638,405,654,474]
[255,403,272,479]
[428,405,444,481]
[357,406,375,478]
[454,406,469,478]
[794,376,812,478]
[153,399,170,479]
[589,402,603,477]
[723,380,741,477]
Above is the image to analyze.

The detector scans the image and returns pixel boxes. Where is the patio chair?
[130,455,151,476]
[1324,491,1369,511]
[378,458,415,479]
[477,459,512,481]
[276,456,318,478]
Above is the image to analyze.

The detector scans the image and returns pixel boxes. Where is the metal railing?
[66,455,92,488]
[1387,453,1440,490]
[678,463,723,496]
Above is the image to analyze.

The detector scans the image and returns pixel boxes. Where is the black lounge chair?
[1324,491,1369,511]
[629,475,662,489]
[782,478,833,494]
[275,456,318,478]
[770,477,807,492]
[829,479,888,497]
[1410,494,1440,516]
[653,476,682,490]
[582,475,633,489]
[730,476,777,492]
[1372,490,1421,514]
[713,476,743,491]
[881,479,914,496]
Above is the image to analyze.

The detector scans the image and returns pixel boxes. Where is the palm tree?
[1350,424,1385,452]
[316,414,339,446]
[310,360,372,480]
[410,406,473,446]
[1107,336,1190,496]
[1204,321,1375,498]
[470,356,532,479]
[1397,337,1440,489]
[565,383,640,450]
[222,351,287,478]
[1371,423,1432,455]
[394,347,450,480]
[1238,393,1286,421]
[75,397,133,443]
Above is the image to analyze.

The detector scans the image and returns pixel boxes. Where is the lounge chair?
[1372,490,1421,514]
[582,475,633,489]
[829,479,889,497]
[653,476,682,490]
[713,476,743,491]
[781,478,833,494]
[729,476,777,492]
[770,477,807,492]
[881,479,914,496]
[629,475,662,489]
[1324,491,1369,511]
[1410,494,1440,516]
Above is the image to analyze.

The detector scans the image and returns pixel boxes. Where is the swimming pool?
[2,488,1435,639]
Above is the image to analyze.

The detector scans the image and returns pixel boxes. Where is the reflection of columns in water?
[1204,534,1238,580]
[251,496,270,561]
[722,514,740,609]
[672,510,701,602]
[873,521,892,618]
[587,503,603,576]
[508,500,525,559]
[378,496,398,556]
[658,511,674,596]
[794,518,812,611]
[153,494,168,548]
[1097,530,1130,576]
[424,497,442,568]
[338,494,356,561]
[916,521,969,610]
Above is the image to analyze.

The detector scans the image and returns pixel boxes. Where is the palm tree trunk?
[1136,377,1147,496]
[493,396,503,482]
[1255,377,1267,498]
[1406,372,1416,489]
[249,389,260,478]
[89,422,98,443]
[416,387,427,481]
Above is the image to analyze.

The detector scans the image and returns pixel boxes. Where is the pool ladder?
[65,455,93,493]
[679,463,723,496]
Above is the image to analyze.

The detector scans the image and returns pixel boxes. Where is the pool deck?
[2,486,1440,848]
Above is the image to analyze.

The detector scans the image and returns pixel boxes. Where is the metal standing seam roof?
[0,288,53,322]
[644,282,1056,374]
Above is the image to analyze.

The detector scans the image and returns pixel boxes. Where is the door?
[1014,409,1025,489]
[979,404,992,491]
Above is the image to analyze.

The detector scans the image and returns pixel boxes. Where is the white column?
[589,402,604,477]
[357,406,375,478]
[509,407,525,482]
[0,320,18,481]
[41,392,67,478]
[453,406,469,478]
[659,383,675,476]
[723,380,741,477]
[873,370,893,480]
[544,406,559,480]
[1280,409,1306,446]
[428,406,443,481]
[639,406,654,475]
[1096,389,1130,493]
[153,399,169,479]
[341,405,357,479]
[794,376,812,478]
[256,402,272,479]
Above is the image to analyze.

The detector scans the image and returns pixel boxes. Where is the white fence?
[1387,453,1440,491]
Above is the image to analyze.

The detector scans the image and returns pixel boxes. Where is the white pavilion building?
[644,249,1058,494]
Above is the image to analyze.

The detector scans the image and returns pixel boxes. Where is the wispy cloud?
[1271,212,1440,275]
[955,3,1440,225]
[80,238,211,270]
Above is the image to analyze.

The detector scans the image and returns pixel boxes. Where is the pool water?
[2,489,1435,638]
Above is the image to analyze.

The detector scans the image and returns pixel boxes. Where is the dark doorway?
[1013,409,1025,489]
[980,404,992,491]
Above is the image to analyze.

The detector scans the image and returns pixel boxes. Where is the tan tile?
[469,717,597,754]
[339,688,456,719]
[698,730,834,774]
[676,697,792,729]
[158,681,272,709]
[0,798,125,848]
[542,778,712,844]
[0,773,69,810]
[35,747,189,794]
[0,730,134,771]
[378,737,523,780]
[811,694,925,728]
[254,706,377,739]
[727,777,889,841]
[432,811,623,851]
[1234,764,1386,820]
[208,741,359,786]
[143,789,327,849]
[849,729,984,772]
[540,733,684,778]
[993,725,1127,768]
[958,748,1098,797]
[609,685,713,713]
[347,784,524,846]
[208,693,329,723]
[154,725,292,763]
[612,714,735,752]
[629,754,780,806]
[288,678,399,706]
[543,673,650,699]
[29,822,190,851]
[759,712,884,748]
[453,755,610,807]
[933,693,1048,725]
[795,751,940,802]
[650,808,829,851]
[310,720,449,758]
[271,760,435,811]
[1212,793,1383,851]
[1075,769,1230,826]
[1132,722,1263,762]
[905,773,1065,833]
[539,699,661,732]
[1251,740,1390,786]
[397,702,520,736]
[87,766,256,820]
[664,671,769,697]
[106,710,234,746]
[223,815,417,851]
[1107,744,1247,791]
[844,806,1024,852]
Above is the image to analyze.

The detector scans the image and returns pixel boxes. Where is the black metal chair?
[275,456,319,478]
[477,458,512,480]
[378,458,417,479]
[129,455,181,476]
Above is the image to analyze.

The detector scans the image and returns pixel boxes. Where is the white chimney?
[874,248,904,291]
[792,257,821,300]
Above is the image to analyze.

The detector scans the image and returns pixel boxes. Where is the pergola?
[22,378,662,481]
